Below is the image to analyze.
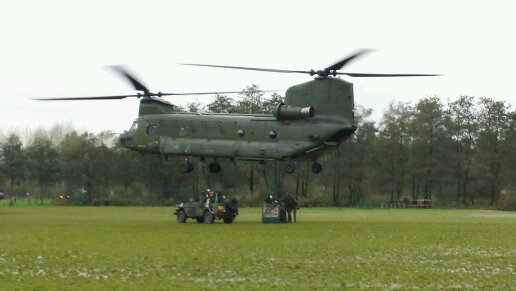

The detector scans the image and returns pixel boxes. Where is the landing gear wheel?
[311,162,322,174]
[285,162,296,174]
[209,162,222,173]
[176,210,186,223]
[180,161,193,173]
[203,211,215,224]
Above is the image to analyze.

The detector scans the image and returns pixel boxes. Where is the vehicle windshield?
[129,120,138,132]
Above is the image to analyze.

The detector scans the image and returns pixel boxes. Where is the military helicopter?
[36,50,438,174]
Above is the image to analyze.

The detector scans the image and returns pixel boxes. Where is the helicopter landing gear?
[285,162,296,174]
[208,162,222,173]
[180,159,193,173]
[311,162,322,174]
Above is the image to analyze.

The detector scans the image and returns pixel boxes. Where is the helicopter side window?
[147,124,158,136]
[237,129,245,138]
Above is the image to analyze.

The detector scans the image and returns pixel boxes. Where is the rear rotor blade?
[182,50,440,78]
[326,49,373,71]
[338,72,442,77]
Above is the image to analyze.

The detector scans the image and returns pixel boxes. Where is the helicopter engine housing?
[273,103,315,121]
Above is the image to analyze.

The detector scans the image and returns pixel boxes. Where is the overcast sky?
[1,0,514,136]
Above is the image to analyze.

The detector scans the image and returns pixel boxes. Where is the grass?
[0,198,54,207]
[0,206,514,290]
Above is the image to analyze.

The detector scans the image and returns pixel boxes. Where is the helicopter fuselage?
[120,112,354,161]
[119,77,357,163]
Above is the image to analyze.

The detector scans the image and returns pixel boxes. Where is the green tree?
[409,97,446,201]
[377,101,413,203]
[505,110,516,188]
[112,146,141,197]
[235,84,265,114]
[137,154,192,202]
[60,131,116,203]
[444,96,479,206]
[0,133,26,205]
[26,135,61,204]
[262,92,285,113]
[186,100,203,113]
[476,98,510,205]
[60,131,88,200]
[207,94,236,113]
[338,106,377,206]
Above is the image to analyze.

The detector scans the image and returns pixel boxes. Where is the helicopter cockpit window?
[129,120,138,132]
[147,124,158,136]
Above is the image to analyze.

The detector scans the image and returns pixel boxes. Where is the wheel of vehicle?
[208,162,222,173]
[311,162,322,174]
[223,218,233,224]
[226,198,239,212]
[203,211,215,224]
[176,210,187,223]
[285,162,296,174]
[180,161,193,173]
[196,217,204,223]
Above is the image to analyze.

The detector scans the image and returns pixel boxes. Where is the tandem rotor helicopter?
[36,49,439,174]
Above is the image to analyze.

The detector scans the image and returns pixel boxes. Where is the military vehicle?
[36,50,438,174]
[174,191,239,224]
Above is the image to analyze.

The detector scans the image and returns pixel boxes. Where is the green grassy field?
[0,206,514,290]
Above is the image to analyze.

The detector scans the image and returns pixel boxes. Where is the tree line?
[1,86,515,209]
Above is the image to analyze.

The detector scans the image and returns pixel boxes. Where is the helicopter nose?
[119,132,134,148]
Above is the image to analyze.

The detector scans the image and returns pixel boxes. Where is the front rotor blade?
[180,63,310,74]
[34,94,139,101]
[33,90,262,101]
[326,49,373,71]
[338,72,442,77]
[109,66,149,92]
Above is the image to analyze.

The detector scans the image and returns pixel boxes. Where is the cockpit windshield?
[129,120,139,132]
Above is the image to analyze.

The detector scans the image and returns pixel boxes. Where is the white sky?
[1,0,515,135]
